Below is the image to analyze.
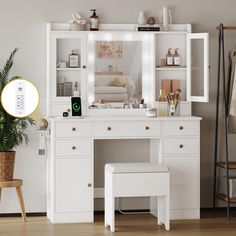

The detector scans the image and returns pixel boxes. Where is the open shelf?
[57,68,81,71]
[216,162,236,169]
[216,193,236,203]
[156,66,187,71]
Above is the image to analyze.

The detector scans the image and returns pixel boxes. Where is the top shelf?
[49,23,192,33]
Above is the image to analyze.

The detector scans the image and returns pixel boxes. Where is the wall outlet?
[15,81,25,115]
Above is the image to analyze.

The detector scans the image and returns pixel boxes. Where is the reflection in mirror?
[191,39,204,97]
[93,41,142,107]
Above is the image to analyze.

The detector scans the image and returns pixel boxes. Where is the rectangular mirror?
[87,32,154,109]
[94,41,142,104]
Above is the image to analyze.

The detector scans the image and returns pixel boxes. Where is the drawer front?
[163,121,198,136]
[163,138,198,155]
[94,121,160,138]
[55,139,92,156]
[56,122,92,138]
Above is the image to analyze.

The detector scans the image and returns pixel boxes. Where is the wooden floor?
[0,211,236,236]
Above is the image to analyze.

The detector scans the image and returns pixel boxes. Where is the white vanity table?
[46,23,208,223]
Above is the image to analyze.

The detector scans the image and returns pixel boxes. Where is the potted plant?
[0,49,35,181]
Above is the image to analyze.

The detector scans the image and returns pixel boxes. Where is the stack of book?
[136,24,160,31]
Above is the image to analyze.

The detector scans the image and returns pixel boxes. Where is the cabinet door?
[55,158,92,213]
[163,156,199,210]
[187,33,209,102]
[49,32,87,104]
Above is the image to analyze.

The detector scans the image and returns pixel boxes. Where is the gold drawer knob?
[179,126,184,130]
[107,127,112,131]
[145,126,150,130]
[179,144,184,148]
[72,127,76,131]
[72,146,76,150]
[82,65,86,69]
[88,183,92,187]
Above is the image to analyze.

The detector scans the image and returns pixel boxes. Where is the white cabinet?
[55,159,93,213]
[163,156,199,216]
[47,25,87,116]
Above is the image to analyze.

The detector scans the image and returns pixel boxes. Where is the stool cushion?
[105,163,169,174]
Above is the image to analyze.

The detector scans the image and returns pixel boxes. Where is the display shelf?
[216,162,236,169]
[57,68,81,71]
[216,193,236,203]
[156,66,187,71]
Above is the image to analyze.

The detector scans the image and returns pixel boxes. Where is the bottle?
[166,48,174,66]
[173,48,180,66]
[90,9,99,31]
[69,50,79,68]
[139,98,147,109]
[158,89,167,102]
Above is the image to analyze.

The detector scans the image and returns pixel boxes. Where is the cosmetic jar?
[146,108,157,118]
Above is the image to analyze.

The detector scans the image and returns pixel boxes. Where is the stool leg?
[16,186,27,222]
[157,196,169,230]
[110,197,115,232]
[105,171,115,232]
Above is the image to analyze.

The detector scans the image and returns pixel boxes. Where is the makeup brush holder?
[168,103,180,116]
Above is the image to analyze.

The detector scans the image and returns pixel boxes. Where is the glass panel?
[191,39,204,97]
[56,38,81,97]
[93,41,142,106]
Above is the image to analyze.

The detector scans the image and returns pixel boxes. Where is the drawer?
[163,121,198,136]
[56,122,92,138]
[94,121,160,138]
[55,139,92,156]
[163,138,198,155]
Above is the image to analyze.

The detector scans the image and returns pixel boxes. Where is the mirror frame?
[87,32,155,110]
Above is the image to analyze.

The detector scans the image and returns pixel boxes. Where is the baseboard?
[0,212,46,217]
[0,207,235,218]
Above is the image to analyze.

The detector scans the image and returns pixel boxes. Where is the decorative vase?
[137,11,147,25]
[0,151,15,181]
[161,7,172,31]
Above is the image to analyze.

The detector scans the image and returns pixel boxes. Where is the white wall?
[1,0,236,213]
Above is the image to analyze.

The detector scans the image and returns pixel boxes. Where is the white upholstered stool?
[104,162,170,232]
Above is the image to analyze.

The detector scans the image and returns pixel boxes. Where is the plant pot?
[0,151,15,181]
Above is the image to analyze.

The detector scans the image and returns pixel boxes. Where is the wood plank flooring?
[0,212,236,236]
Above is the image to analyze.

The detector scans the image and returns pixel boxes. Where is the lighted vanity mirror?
[87,32,154,109]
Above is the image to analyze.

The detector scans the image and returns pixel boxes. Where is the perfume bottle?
[173,48,180,66]
[69,50,79,68]
[166,48,174,66]
[158,89,167,102]
[90,9,99,31]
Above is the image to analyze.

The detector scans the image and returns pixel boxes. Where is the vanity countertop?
[48,116,202,122]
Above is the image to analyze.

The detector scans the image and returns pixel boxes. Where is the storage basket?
[0,152,15,181]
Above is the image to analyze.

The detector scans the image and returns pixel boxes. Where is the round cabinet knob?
[82,65,86,69]
[67,109,71,112]
[145,126,150,130]
[72,146,76,150]
[179,126,184,130]
[107,127,112,131]
[88,183,92,187]
[179,144,184,148]
[72,127,76,131]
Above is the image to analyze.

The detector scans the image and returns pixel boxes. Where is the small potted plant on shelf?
[0,49,35,181]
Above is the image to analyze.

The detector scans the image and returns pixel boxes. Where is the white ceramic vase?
[162,7,172,31]
[137,11,147,25]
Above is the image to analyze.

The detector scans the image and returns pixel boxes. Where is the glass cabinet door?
[187,33,209,102]
[49,32,87,103]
